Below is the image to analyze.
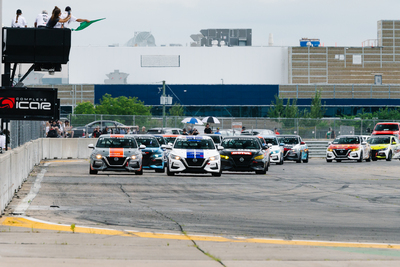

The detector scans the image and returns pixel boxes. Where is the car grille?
[106,157,127,166]
[334,149,349,158]
[186,158,205,167]
[231,155,253,166]
[142,152,152,166]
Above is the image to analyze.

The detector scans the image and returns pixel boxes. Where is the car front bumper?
[326,150,361,160]
[168,158,220,173]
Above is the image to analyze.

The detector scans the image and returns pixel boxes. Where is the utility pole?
[162,80,166,128]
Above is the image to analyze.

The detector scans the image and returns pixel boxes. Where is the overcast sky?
[3,0,400,47]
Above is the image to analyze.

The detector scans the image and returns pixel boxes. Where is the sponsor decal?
[109,148,124,157]
[231,151,252,155]
[330,144,359,150]
[186,150,204,158]
[110,135,125,138]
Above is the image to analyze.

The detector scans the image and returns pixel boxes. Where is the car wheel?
[89,166,98,175]
[296,152,302,163]
[366,151,371,162]
[372,158,378,161]
[167,166,175,176]
[135,168,143,175]
[303,152,309,163]
[357,151,363,162]
[212,170,222,177]
[386,151,392,161]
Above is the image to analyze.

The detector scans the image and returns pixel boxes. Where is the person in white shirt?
[56,6,90,29]
[11,9,27,28]
[0,132,6,150]
[34,10,49,28]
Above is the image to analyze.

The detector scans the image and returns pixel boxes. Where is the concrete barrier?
[0,138,96,214]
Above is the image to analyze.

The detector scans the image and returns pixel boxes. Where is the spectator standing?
[274,128,280,135]
[141,126,146,134]
[11,9,27,28]
[192,128,199,135]
[326,128,332,139]
[187,126,193,135]
[204,124,212,134]
[214,128,221,134]
[46,6,71,28]
[34,10,48,28]
[182,128,188,135]
[0,131,6,151]
[92,127,101,138]
[57,6,90,29]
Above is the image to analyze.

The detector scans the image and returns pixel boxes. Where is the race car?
[88,134,144,175]
[162,134,180,145]
[368,135,400,161]
[326,135,371,162]
[261,135,284,165]
[134,135,166,172]
[277,135,309,163]
[166,135,222,176]
[220,136,270,174]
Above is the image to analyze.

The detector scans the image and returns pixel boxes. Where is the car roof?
[223,136,259,139]
[370,135,396,138]
[278,135,300,137]
[98,134,133,138]
[133,134,157,138]
[375,122,400,125]
[177,135,212,140]
[162,134,179,137]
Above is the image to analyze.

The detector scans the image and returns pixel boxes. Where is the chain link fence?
[1,120,45,151]
[67,114,395,140]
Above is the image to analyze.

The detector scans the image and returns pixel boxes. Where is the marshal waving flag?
[72,18,105,31]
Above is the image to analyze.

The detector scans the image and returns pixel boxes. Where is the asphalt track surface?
[2,158,400,266]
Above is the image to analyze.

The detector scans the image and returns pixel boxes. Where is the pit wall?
[0,138,95,214]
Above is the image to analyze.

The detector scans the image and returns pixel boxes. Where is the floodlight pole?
[162,80,166,128]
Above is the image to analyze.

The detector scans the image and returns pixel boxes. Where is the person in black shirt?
[182,128,188,135]
[204,124,212,134]
[92,127,101,138]
[46,6,70,28]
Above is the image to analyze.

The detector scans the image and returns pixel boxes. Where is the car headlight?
[209,155,219,161]
[254,154,264,160]
[96,154,102,159]
[153,154,162,158]
[220,155,229,160]
[171,154,181,160]
[327,148,333,152]
[351,147,360,152]
[131,155,137,160]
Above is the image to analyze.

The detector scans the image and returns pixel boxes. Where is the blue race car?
[134,135,166,172]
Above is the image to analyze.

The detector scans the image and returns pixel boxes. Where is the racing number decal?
[109,148,124,157]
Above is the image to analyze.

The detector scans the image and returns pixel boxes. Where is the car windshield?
[209,135,222,144]
[332,137,360,144]
[264,138,278,145]
[164,137,177,144]
[154,136,166,145]
[375,124,399,131]
[148,129,163,134]
[369,137,391,144]
[135,137,160,147]
[278,137,299,145]
[174,138,215,149]
[221,138,261,149]
[96,138,137,148]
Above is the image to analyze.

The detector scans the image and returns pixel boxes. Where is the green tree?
[169,102,185,116]
[306,90,326,119]
[74,101,96,114]
[268,95,284,118]
[284,98,299,118]
[95,94,151,115]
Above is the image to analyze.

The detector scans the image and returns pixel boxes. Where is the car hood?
[370,144,389,150]
[93,148,141,157]
[171,149,219,158]
[142,147,163,153]
[328,144,360,150]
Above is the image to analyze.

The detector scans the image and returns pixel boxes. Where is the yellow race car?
[368,135,400,161]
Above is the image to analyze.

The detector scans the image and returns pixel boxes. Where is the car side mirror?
[300,141,306,145]
[161,144,167,150]
[361,142,367,145]
[88,144,95,149]
[262,144,268,150]
[267,143,273,148]
[328,142,332,145]
[139,144,146,149]
[168,142,173,147]
[217,145,224,151]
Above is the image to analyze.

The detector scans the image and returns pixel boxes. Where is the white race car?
[261,135,284,165]
[167,135,223,176]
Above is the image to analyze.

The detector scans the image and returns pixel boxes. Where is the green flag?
[72,18,105,31]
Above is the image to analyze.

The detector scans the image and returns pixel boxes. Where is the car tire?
[326,159,332,163]
[386,151,392,161]
[135,168,143,175]
[167,166,175,176]
[372,158,378,161]
[212,170,222,177]
[89,166,98,175]
[296,152,302,163]
[303,152,309,163]
[366,151,371,162]
[357,152,363,162]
